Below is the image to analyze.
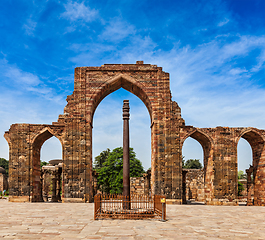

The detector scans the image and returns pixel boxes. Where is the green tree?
[238,170,246,179]
[0,158,9,175]
[93,148,110,170]
[238,170,246,196]
[183,159,202,169]
[96,147,145,194]
[41,161,48,168]
[238,181,244,196]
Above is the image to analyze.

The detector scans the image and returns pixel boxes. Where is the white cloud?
[0,59,68,103]
[61,1,98,22]
[0,58,69,160]
[4,65,41,86]
[23,18,37,36]
[218,18,229,27]
[100,18,136,42]
[86,34,265,131]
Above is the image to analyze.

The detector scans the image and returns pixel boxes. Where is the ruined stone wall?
[4,124,64,202]
[130,177,145,195]
[0,174,8,192]
[238,179,254,201]
[185,169,205,202]
[4,62,265,205]
[5,62,185,203]
[180,126,265,205]
[130,172,151,195]
[60,62,185,202]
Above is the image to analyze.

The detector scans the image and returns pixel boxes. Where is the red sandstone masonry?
[4,62,265,205]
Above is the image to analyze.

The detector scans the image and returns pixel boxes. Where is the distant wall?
[0,173,8,192]
[185,169,205,202]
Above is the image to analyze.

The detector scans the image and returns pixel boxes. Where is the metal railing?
[94,194,166,220]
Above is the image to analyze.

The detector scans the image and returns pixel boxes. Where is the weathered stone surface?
[4,61,265,205]
[185,169,205,202]
[0,170,8,193]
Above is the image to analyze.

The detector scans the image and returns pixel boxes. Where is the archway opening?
[237,130,265,205]
[182,137,204,203]
[182,137,204,168]
[237,138,252,204]
[32,130,63,202]
[41,136,62,164]
[40,136,63,202]
[92,88,151,195]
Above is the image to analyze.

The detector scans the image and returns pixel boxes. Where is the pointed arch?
[32,127,62,149]
[182,129,213,169]
[181,128,214,203]
[31,127,63,202]
[236,128,265,168]
[90,74,153,122]
[236,128,265,147]
[182,129,213,157]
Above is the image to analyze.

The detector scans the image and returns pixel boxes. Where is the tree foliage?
[238,181,244,196]
[41,161,48,168]
[238,171,246,196]
[95,147,145,194]
[183,158,202,169]
[238,170,247,179]
[0,158,9,175]
[93,148,110,170]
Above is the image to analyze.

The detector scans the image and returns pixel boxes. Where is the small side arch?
[181,128,214,203]
[31,127,63,202]
[236,128,265,147]
[31,127,63,148]
[236,128,265,169]
[236,128,265,205]
[181,129,213,164]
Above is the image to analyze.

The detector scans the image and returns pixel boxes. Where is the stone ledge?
[206,199,238,206]
[166,199,182,205]
[9,196,30,202]
[62,198,85,203]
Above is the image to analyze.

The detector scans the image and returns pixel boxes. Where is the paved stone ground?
[0,199,265,239]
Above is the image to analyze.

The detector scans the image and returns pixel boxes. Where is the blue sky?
[1,0,265,171]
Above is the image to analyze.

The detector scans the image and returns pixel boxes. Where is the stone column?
[123,100,130,209]
[51,171,57,202]
[39,171,44,202]
[246,167,253,206]
[56,167,62,202]
[182,170,188,204]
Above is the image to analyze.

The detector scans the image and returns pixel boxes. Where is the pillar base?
[9,196,30,202]
[62,197,86,203]
[206,199,238,206]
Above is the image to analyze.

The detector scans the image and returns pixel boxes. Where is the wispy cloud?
[218,18,230,27]
[0,59,68,103]
[0,60,67,161]
[100,18,136,42]
[61,1,98,22]
[23,18,37,36]
[4,63,41,86]
[88,34,265,129]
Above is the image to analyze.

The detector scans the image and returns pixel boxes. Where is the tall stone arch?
[61,62,185,202]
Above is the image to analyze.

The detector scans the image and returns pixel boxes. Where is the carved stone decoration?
[4,61,265,205]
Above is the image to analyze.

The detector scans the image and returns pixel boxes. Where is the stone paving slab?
[1,199,265,239]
